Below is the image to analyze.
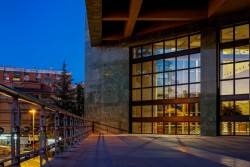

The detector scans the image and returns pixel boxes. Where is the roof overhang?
[86,0,250,46]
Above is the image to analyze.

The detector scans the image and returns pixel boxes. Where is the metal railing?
[0,83,92,167]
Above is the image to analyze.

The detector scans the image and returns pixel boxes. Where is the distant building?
[0,66,71,101]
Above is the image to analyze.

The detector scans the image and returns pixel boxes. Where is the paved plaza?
[50,134,250,167]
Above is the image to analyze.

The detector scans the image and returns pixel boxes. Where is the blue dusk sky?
[0,0,85,83]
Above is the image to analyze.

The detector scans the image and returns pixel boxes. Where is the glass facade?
[130,21,250,136]
[220,23,250,135]
[131,34,201,134]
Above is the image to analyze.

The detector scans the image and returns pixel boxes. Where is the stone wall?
[84,21,129,133]
[200,24,219,136]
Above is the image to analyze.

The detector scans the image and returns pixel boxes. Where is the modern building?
[85,0,250,136]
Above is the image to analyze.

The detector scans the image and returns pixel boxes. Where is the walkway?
[50,134,250,167]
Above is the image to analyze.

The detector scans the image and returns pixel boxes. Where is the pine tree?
[51,61,74,112]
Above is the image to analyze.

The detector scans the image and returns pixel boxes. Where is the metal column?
[11,98,20,167]
[74,118,78,145]
[80,120,83,141]
[70,117,74,147]
[63,115,68,151]
[54,112,61,158]
[39,106,50,167]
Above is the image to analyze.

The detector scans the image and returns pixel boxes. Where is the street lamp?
[29,109,36,151]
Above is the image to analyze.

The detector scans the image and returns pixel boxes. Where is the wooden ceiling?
[86,0,250,46]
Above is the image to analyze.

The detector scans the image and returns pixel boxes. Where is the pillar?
[11,98,20,166]
[200,24,219,136]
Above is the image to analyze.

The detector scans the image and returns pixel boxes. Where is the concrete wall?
[84,22,130,133]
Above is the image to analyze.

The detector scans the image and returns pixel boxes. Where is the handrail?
[0,129,92,166]
[0,83,92,167]
[0,83,82,119]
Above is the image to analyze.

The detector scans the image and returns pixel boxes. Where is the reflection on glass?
[235,79,249,94]
[190,68,200,82]
[142,122,152,133]
[153,105,163,117]
[177,37,188,51]
[221,122,234,135]
[220,101,234,116]
[220,48,233,63]
[235,45,249,62]
[221,27,233,43]
[142,106,152,117]
[189,103,200,116]
[190,34,201,48]
[235,24,249,41]
[177,85,188,98]
[177,55,188,69]
[176,104,188,116]
[153,60,164,73]
[190,122,200,134]
[235,62,249,78]
[132,76,141,88]
[153,73,163,86]
[165,86,175,99]
[220,80,233,95]
[153,87,163,100]
[164,122,176,134]
[165,104,176,117]
[132,106,141,117]
[153,122,163,134]
[132,47,141,59]
[142,88,152,101]
[190,84,200,97]
[177,122,188,134]
[220,64,233,79]
[142,62,152,74]
[132,89,141,101]
[142,75,152,87]
[190,53,200,68]
[153,42,164,55]
[235,122,250,135]
[165,39,176,53]
[165,58,175,71]
[235,101,249,115]
[164,72,176,85]
[142,44,152,57]
[132,63,141,75]
[177,70,188,84]
[132,122,141,133]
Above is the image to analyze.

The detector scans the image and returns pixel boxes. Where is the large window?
[132,53,201,101]
[131,34,201,135]
[220,45,249,95]
[220,23,250,136]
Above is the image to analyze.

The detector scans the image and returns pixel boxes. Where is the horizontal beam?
[103,17,129,21]
[103,17,205,21]
[103,9,207,21]
[136,17,205,21]
[102,34,124,40]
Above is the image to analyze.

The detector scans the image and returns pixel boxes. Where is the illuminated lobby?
[85,0,250,136]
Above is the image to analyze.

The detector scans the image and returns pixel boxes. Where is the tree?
[51,61,74,112]
[221,103,242,116]
[221,102,242,135]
